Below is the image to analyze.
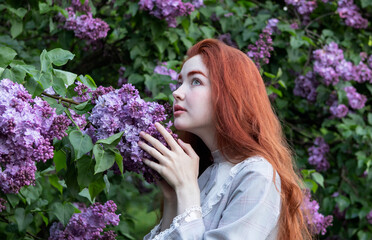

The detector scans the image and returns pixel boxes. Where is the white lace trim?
[201,156,265,217]
[153,205,202,240]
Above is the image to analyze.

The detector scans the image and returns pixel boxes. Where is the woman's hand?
[138,122,200,191]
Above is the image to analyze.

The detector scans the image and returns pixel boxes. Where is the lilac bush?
[49,200,120,240]
[293,71,319,102]
[0,79,70,193]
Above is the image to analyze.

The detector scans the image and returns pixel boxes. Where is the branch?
[41,92,80,105]
[304,12,335,32]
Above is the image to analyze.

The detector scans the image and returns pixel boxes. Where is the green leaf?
[277,80,286,89]
[10,19,23,39]
[77,156,99,187]
[128,73,144,84]
[7,7,27,19]
[368,113,372,125]
[50,202,75,226]
[25,76,44,97]
[69,130,93,160]
[361,0,372,8]
[154,38,168,54]
[49,175,63,194]
[96,132,124,146]
[103,174,110,194]
[78,74,97,90]
[304,179,318,193]
[335,195,350,212]
[0,67,4,76]
[52,73,67,96]
[93,144,116,174]
[311,172,324,188]
[14,208,33,232]
[40,50,52,73]
[263,72,276,78]
[88,177,106,199]
[47,48,74,66]
[0,46,17,67]
[37,71,53,89]
[20,180,42,205]
[54,69,77,86]
[114,150,124,175]
[6,194,20,208]
[38,212,49,226]
[78,188,94,203]
[200,26,215,39]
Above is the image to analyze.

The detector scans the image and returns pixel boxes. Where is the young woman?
[139,39,312,239]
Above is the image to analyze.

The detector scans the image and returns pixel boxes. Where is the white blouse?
[144,150,281,239]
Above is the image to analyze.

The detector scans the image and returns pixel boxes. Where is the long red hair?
[178,39,313,240]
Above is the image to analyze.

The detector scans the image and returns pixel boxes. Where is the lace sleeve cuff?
[153,205,202,240]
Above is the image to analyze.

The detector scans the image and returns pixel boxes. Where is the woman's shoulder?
[230,155,281,187]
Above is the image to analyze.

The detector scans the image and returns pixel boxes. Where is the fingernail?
[139,131,145,137]
[138,141,143,145]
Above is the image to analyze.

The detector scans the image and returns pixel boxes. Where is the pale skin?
[138,55,217,231]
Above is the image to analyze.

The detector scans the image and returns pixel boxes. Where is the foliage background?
[0,0,372,239]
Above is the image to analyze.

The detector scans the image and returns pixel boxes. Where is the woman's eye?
[192,78,201,85]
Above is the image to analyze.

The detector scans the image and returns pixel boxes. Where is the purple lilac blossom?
[49,200,120,240]
[308,137,330,171]
[192,0,204,8]
[293,71,319,102]
[367,210,372,224]
[290,22,299,29]
[313,42,357,85]
[337,0,368,29]
[265,18,279,34]
[368,55,372,69]
[302,189,333,235]
[88,84,176,182]
[71,0,91,12]
[138,0,195,27]
[0,197,6,212]
[329,103,348,118]
[61,6,110,41]
[217,33,238,48]
[344,86,367,109]
[354,62,372,83]
[0,79,70,193]
[154,62,179,92]
[285,0,317,15]
[246,28,274,69]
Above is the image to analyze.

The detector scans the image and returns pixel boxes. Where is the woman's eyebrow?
[178,70,207,80]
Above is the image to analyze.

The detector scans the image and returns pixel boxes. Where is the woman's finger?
[178,139,199,159]
[154,122,182,152]
[138,141,167,164]
[143,158,164,175]
[139,131,171,156]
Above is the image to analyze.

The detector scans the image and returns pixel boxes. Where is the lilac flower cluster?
[60,0,109,41]
[308,137,330,171]
[302,189,333,235]
[293,71,319,102]
[138,0,196,27]
[49,200,120,240]
[329,104,348,118]
[246,28,274,69]
[265,18,279,34]
[88,84,176,182]
[73,81,115,104]
[337,0,368,29]
[0,197,6,212]
[0,79,70,193]
[367,210,372,224]
[313,42,351,86]
[154,62,179,92]
[285,0,317,15]
[344,86,367,110]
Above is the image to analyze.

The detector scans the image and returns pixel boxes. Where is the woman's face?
[172,55,215,136]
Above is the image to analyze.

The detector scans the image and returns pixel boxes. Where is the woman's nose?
[172,87,184,100]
